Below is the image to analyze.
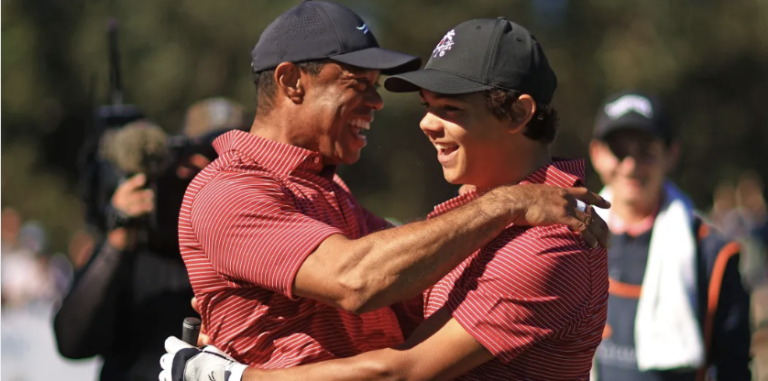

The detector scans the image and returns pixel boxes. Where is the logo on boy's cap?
[604,94,654,119]
[432,29,456,58]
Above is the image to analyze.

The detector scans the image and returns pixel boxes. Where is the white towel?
[595,181,704,371]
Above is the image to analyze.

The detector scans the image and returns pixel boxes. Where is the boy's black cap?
[251,0,420,75]
[384,18,557,104]
[594,90,674,144]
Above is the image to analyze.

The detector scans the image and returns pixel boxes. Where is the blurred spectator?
[53,101,238,381]
[711,181,737,229]
[181,97,244,138]
[2,216,55,308]
[2,207,23,250]
[729,172,767,240]
[589,90,751,380]
[53,173,196,381]
[709,173,768,289]
[713,172,768,381]
[2,207,102,381]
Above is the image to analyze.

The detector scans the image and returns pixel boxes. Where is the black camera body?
[80,105,144,234]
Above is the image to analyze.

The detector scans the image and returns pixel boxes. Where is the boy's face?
[419,90,513,188]
[589,129,678,208]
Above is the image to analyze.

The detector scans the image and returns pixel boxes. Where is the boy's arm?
[245,307,490,381]
[162,307,492,381]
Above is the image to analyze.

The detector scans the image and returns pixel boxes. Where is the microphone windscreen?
[110,120,169,178]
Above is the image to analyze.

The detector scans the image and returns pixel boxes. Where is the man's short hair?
[485,89,559,144]
[253,60,328,116]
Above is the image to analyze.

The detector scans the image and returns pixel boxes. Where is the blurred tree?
[2,0,767,251]
[1,142,85,252]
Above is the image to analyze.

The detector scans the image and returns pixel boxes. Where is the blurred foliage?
[2,0,767,252]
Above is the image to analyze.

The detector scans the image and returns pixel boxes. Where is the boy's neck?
[475,144,552,194]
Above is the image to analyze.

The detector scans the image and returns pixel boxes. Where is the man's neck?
[250,113,314,150]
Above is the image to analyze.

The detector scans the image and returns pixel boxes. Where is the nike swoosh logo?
[356,24,369,34]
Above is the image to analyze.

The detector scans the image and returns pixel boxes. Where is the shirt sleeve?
[332,174,394,233]
[445,225,594,363]
[191,173,343,299]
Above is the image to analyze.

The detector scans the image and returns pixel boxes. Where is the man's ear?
[508,94,536,132]
[274,62,304,104]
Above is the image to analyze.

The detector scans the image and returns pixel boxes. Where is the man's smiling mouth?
[349,119,370,137]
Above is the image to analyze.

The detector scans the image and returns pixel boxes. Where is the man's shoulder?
[193,164,285,196]
[695,217,741,274]
[185,165,291,219]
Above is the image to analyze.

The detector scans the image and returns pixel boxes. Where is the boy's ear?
[508,94,536,132]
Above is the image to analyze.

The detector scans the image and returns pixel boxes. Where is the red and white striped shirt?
[424,160,609,380]
[178,130,406,368]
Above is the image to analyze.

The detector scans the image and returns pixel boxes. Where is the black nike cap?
[251,0,421,75]
[384,18,557,104]
[594,90,674,144]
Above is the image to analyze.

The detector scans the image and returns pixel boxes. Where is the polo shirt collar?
[213,130,328,176]
[430,159,586,218]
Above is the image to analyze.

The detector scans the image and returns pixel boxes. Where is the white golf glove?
[159,336,248,381]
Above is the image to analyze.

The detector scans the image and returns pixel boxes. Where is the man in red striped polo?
[162,15,609,381]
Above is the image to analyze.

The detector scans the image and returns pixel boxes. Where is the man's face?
[419,90,511,188]
[590,129,676,207]
[301,63,383,165]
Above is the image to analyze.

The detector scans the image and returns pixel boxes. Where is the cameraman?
[53,171,196,381]
[54,98,244,381]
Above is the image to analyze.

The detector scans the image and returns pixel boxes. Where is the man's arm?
[199,174,608,314]
[54,174,152,359]
[294,184,608,314]
[53,234,127,359]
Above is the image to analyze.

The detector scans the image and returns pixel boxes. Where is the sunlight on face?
[302,63,383,165]
[419,90,512,190]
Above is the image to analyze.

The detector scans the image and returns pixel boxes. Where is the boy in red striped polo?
[163,17,608,381]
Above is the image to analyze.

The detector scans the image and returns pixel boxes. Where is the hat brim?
[384,69,494,94]
[330,47,421,75]
[595,115,663,141]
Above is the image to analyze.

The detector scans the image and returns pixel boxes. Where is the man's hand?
[490,184,611,248]
[159,337,248,381]
[111,173,154,217]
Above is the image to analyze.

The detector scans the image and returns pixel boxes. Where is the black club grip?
[181,317,201,346]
